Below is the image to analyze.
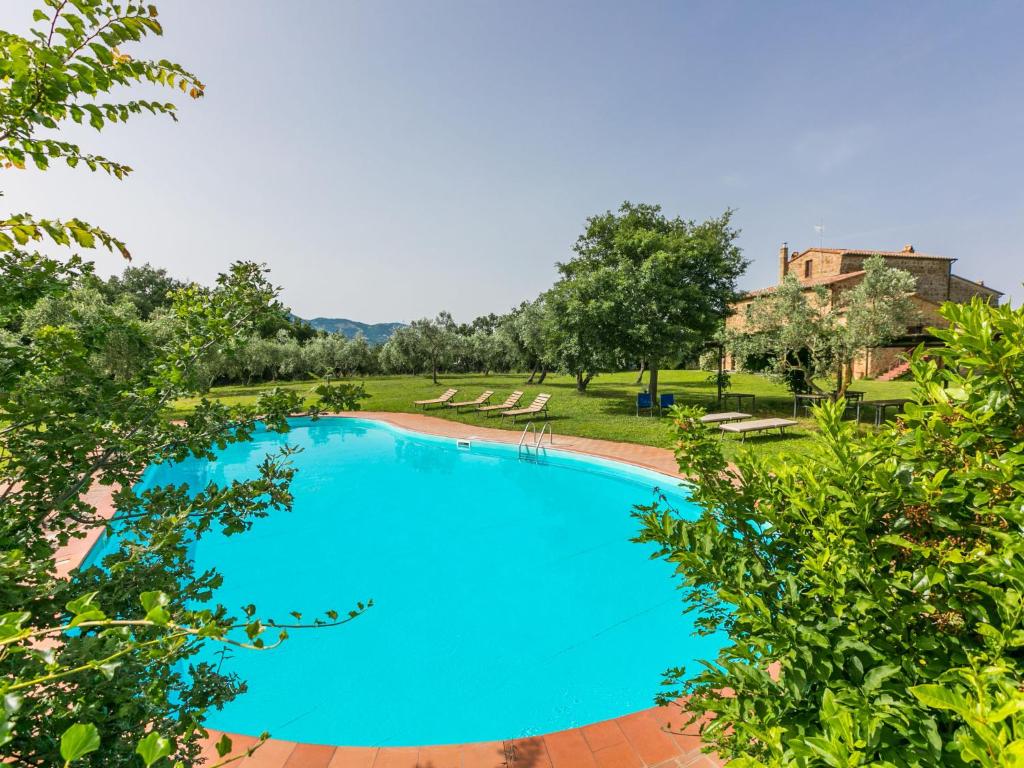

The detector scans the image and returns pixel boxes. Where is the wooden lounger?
[445,390,494,411]
[477,391,523,415]
[719,417,797,441]
[700,411,751,424]
[413,388,458,409]
[500,393,551,424]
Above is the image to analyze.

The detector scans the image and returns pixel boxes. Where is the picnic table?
[856,398,911,427]
[792,392,830,417]
[792,390,865,417]
[722,392,755,412]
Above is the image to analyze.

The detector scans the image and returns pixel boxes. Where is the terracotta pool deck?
[59,412,721,768]
[325,411,685,478]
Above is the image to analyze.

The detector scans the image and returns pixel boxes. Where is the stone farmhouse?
[726,244,1003,380]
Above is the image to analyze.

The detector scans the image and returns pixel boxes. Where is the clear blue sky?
[5,1,1022,320]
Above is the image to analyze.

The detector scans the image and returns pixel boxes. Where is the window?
[804,260,813,278]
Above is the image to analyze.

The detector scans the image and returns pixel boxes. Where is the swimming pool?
[86,417,720,746]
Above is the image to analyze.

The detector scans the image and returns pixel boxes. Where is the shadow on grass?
[717,429,807,446]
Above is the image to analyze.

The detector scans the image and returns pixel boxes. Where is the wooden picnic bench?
[720,417,798,441]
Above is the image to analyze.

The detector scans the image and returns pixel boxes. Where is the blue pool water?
[87,417,719,746]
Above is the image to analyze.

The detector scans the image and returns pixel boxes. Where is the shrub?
[635,297,1024,767]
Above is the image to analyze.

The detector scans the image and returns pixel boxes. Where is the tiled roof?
[742,270,866,298]
[795,247,955,261]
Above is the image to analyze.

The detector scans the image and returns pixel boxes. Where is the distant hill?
[303,317,406,344]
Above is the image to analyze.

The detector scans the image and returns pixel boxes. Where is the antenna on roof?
[813,221,825,251]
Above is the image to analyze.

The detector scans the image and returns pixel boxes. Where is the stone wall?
[787,249,844,281]
[909,295,948,331]
[726,298,753,332]
[841,254,951,303]
[948,275,1002,304]
[853,345,909,379]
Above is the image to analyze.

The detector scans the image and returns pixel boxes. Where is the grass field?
[173,370,915,460]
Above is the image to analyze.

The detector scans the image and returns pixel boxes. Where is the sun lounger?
[477,391,523,415]
[500,393,551,424]
[719,417,797,441]
[700,411,751,424]
[445,390,494,411]
[413,388,458,409]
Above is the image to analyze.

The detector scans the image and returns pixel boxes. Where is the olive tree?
[500,297,555,383]
[730,256,918,394]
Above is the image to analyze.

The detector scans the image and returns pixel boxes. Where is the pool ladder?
[517,421,552,459]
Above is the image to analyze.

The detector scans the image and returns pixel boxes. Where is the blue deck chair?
[636,392,654,416]
[659,393,675,413]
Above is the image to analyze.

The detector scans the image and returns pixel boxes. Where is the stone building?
[727,244,1003,379]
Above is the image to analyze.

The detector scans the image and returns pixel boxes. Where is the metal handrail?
[518,421,552,458]
[517,422,536,457]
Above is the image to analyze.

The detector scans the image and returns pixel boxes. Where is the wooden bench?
[699,411,751,424]
[719,417,798,441]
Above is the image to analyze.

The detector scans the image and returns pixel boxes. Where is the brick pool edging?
[57,412,723,768]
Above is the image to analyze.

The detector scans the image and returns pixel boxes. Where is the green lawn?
[173,370,915,460]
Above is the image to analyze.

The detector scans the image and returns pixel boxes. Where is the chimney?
[779,242,789,281]
[903,244,915,253]
[979,280,985,286]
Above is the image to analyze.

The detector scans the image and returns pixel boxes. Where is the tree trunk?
[648,365,659,405]
[634,360,646,384]
[537,368,548,384]
[835,363,844,398]
[717,345,725,406]
[526,368,536,384]
[432,364,438,384]
[576,371,593,392]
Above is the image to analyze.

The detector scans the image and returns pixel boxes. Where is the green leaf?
[863,664,899,692]
[0,612,30,641]
[987,697,1024,724]
[910,685,972,718]
[135,732,172,767]
[214,734,233,757]
[60,723,100,763]
[66,592,100,615]
[140,591,169,612]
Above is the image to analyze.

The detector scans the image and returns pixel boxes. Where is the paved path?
[55,413,720,768]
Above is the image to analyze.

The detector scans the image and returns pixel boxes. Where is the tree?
[21,282,155,381]
[545,269,619,391]
[837,258,921,390]
[635,297,1024,767]
[340,332,377,376]
[101,263,187,320]
[1,5,367,765]
[553,202,746,399]
[406,312,458,383]
[501,298,555,383]
[303,333,350,377]
[730,256,918,394]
